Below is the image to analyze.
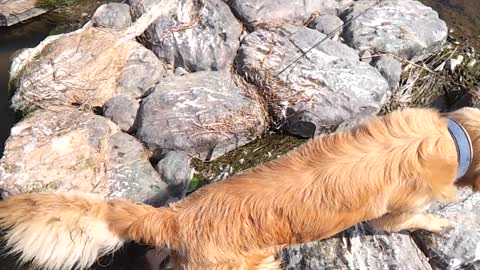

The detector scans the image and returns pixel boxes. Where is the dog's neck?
[446,118,473,181]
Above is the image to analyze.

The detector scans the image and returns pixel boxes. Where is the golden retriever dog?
[1,107,479,270]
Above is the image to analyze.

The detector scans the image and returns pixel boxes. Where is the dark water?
[0,20,57,155]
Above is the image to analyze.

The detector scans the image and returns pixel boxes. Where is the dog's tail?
[0,192,179,270]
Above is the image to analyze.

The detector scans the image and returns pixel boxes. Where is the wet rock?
[92,3,132,30]
[10,26,169,113]
[375,55,402,89]
[156,151,193,200]
[103,95,139,132]
[0,109,166,204]
[225,0,353,27]
[136,71,267,160]
[133,0,242,71]
[342,0,448,62]
[413,188,480,270]
[283,223,432,270]
[0,0,48,27]
[307,14,344,40]
[236,25,388,137]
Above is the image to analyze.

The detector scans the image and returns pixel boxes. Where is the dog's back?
[0,107,466,270]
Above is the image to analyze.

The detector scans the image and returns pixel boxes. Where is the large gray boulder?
[342,0,448,62]
[224,0,353,27]
[414,188,480,270]
[283,223,432,270]
[236,25,388,137]
[136,71,267,161]
[132,0,242,72]
[0,109,168,204]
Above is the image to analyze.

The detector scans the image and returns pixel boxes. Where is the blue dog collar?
[446,118,473,181]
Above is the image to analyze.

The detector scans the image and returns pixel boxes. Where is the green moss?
[36,0,76,9]
[190,133,306,192]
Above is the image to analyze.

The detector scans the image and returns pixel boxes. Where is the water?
[0,19,56,155]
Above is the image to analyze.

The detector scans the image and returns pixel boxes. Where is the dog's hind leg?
[370,212,450,233]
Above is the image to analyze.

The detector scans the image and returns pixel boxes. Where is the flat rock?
[225,0,353,27]
[236,25,388,137]
[413,188,480,270]
[342,0,448,62]
[132,0,242,71]
[10,26,169,113]
[92,3,132,30]
[0,109,167,203]
[0,0,48,27]
[283,223,432,270]
[136,71,267,160]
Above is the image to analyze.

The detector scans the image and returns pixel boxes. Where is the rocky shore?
[0,0,479,269]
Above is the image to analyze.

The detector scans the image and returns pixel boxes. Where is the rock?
[92,3,132,30]
[359,50,373,63]
[10,26,169,113]
[342,0,448,62]
[335,116,369,132]
[236,25,388,137]
[107,132,169,206]
[413,188,480,270]
[225,0,353,27]
[175,67,187,76]
[375,55,402,89]
[0,0,48,27]
[156,151,193,199]
[133,0,242,71]
[136,71,267,160]
[116,44,170,98]
[283,223,432,270]
[307,15,344,40]
[103,95,139,132]
[0,109,167,204]
[445,55,464,72]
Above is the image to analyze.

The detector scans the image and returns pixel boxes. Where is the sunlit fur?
[1,107,480,270]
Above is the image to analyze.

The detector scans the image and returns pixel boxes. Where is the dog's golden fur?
[1,107,480,270]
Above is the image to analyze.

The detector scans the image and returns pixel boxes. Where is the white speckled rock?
[413,188,480,270]
[236,24,388,137]
[0,109,167,204]
[342,0,448,62]
[224,0,353,27]
[136,71,267,160]
[131,0,242,72]
[283,223,432,270]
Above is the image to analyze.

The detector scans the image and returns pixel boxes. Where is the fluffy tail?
[0,192,179,270]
